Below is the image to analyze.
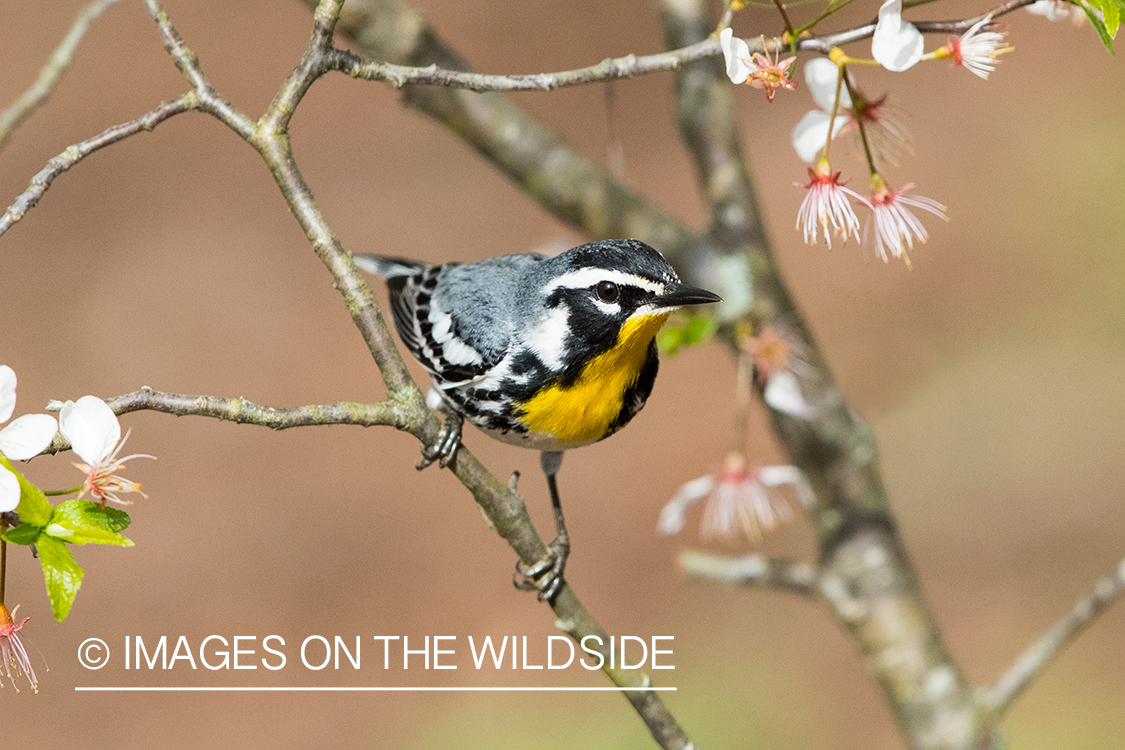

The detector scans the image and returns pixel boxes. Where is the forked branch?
[8,2,699,746]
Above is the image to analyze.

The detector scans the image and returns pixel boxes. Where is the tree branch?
[680,551,819,595]
[250,1,417,400]
[133,4,698,747]
[659,1,989,748]
[141,0,256,137]
[804,0,1038,51]
[0,0,122,153]
[326,38,718,92]
[0,94,198,239]
[307,0,698,275]
[987,557,1125,717]
[318,0,1039,93]
[40,387,414,455]
[912,0,1039,33]
[259,0,345,135]
[0,0,268,241]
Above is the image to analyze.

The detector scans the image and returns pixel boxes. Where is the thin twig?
[321,0,1038,93]
[250,0,416,399]
[988,558,1125,717]
[806,0,1038,52]
[0,0,263,242]
[327,39,718,92]
[0,95,197,240]
[914,0,1038,32]
[258,0,344,135]
[680,551,819,594]
[772,0,796,37]
[0,0,122,153]
[141,0,255,137]
[0,0,1041,245]
[309,0,696,274]
[40,387,413,455]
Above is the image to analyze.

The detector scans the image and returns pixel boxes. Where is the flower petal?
[758,465,816,507]
[758,465,801,487]
[790,110,848,163]
[804,57,852,112]
[720,28,752,84]
[872,0,924,72]
[1027,0,1072,21]
[658,474,715,535]
[0,366,16,424]
[59,396,120,465]
[0,413,58,460]
[0,466,20,512]
[763,371,816,418]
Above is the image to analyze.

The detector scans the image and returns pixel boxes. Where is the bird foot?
[513,535,570,603]
[417,410,463,470]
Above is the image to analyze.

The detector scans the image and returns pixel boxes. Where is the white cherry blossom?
[866,176,948,265]
[1027,0,1086,23]
[872,0,925,72]
[59,396,153,507]
[0,366,58,512]
[790,59,851,163]
[942,16,1012,79]
[659,454,814,540]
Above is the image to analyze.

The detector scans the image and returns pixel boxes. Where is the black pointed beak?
[652,282,723,309]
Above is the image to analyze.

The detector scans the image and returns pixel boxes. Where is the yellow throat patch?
[518,311,671,444]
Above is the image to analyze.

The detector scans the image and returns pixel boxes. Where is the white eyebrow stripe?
[541,268,667,296]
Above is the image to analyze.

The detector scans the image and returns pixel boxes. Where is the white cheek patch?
[525,306,570,372]
[541,268,667,296]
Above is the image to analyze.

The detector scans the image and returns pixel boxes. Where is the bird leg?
[514,450,570,603]
[417,406,464,470]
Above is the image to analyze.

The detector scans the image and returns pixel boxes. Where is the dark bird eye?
[595,281,619,303]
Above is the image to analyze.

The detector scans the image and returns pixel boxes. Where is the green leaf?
[1084,2,1118,55]
[37,535,85,621]
[657,314,718,355]
[0,454,53,526]
[45,500,133,546]
[656,326,686,355]
[681,315,718,347]
[1106,0,1121,38]
[1087,0,1121,37]
[1,523,42,545]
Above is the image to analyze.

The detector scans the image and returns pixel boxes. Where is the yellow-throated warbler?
[357,239,721,600]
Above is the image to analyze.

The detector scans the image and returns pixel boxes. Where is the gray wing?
[359,252,545,386]
[423,253,546,385]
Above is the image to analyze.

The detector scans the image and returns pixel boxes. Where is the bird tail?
[354,254,427,279]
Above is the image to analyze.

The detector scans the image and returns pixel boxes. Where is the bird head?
[528,239,722,375]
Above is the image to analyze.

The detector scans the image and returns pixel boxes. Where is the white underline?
[75,686,676,692]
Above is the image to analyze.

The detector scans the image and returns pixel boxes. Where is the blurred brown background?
[1,1,1122,747]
